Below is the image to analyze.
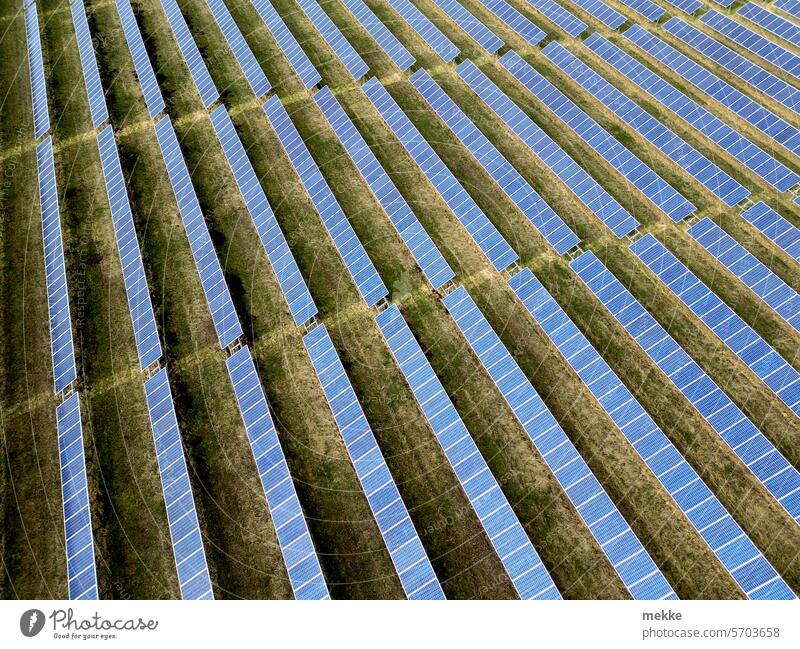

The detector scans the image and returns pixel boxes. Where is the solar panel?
[116,0,166,118]
[630,233,800,422]
[520,255,795,600]
[410,68,580,255]
[663,18,800,116]
[739,3,800,48]
[445,283,676,600]
[623,25,800,157]
[226,345,329,600]
[38,137,78,394]
[702,9,800,80]
[585,33,800,193]
[159,0,219,108]
[71,0,109,129]
[566,0,626,29]
[209,104,317,326]
[57,393,99,600]
[775,0,800,19]
[615,0,664,21]
[384,0,460,61]
[154,116,243,348]
[659,0,701,14]
[429,0,504,53]
[304,323,444,600]
[96,126,162,370]
[314,86,454,290]
[263,96,388,307]
[377,304,561,600]
[688,218,800,332]
[457,59,640,238]
[709,0,735,7]
[362,77,519,272]
[25,1,49,139]
[144,368,214,599]
[477,0,546,46]
[541,42,750,207]
[741,201,800,264]
[206,0,271,97]
[500,51,695,223]
[341,0,416,71]
[296,0,369,78]
[251,0,321,89]
[525,0,587,37]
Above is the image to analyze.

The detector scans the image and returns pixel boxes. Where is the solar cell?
[566,0,626,29]
[144,368,214,599]
[71,0,109,129]
[741,201,800,264]
[457,59,640,238]
[377,303,562,600]
[209,104,317,326]
[709,0,735,7]
[409,68,580,255]
[263,95,388,307]
[154,116,243,348]
[775,0,800,19]
[585,34,800,192]
[615,0,664,21]
[362,77,519,272]
[429,0,504,53]
[477,0,546,46]
[688,218,800,332]
[525,0,587,37]
[296,0,369,78]
[541,42,750,207]
[660,0,701,13]
[226,345,329,599]
[304,323,444,600]
[25,1,50,139]
[341,0,416,70]
[315,86,454,290]
[384,0,460,61]
[520,255,795,599]
[739,3,800,48]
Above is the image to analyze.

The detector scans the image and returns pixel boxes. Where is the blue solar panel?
[315,86,454,290]
[304,323,444,600]
[154,116,243,348]
[96,126,162,370]
[430,0,504,53]
[659,0,702,14]
[341,0,416,71]
[144,368,214,599]
[209,105,317,326]
[741,201,800,264]
[623,26,800,158]
[740,3,800,48]
[528,254,795,600]
[385,0,460,61]
[478,0,546,46]
[541,42,751,207]
[457,59,640,238]
[263,96,388,307]
[688,218,800,332]
[57,393,99,600]
[410,68,580,255]
[377,303,561,600]
[71,0,109,129]
[206,0,271,97]
[159,0,219,107]
[296,0,369,78]
[663,18,800,116]
[500,51,695,223]
[525,0,587,37]
[116,0,166,118]
[567,0,626,29]
[38,137,77,394]
[709,0,735,7]
[585,33,800,193]
[616,0,664,21]
[775,0,800,19]
[25,1,49,139]
[362,78,518,272]
[251,0,321,89]
[226,345,329,600]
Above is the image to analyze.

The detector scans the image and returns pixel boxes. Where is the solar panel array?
[775,0,800,19]
[385,0,460,61]
[584,34,800,192]
[410,68,580,255]
[263,95,388,307]
[154,116,243,348]
[528,253,795,599]
[660,0,701,14]
[226,345,330,600]
[296,0,369,79]
[116,0,166,118]
[430,0,503,53]
[526,0,587,37]
[709,0,735,8]
[342,0,416,71]
[159,0,219,107]
[303,323,444,600]
[616,0,664,21]
[362,78,519,273]
[568,0,626,29]
[25,1,49,139]
[741,201,800,264]
[457,60,640,238]
[623,26,800,157]
[688,218,800,332]
[315,86,454,290]
[478,0,546,46]
[377,303,560,600]
[500,51,695,223]
[739,3,800,48]
[206,0,271,97]
[541,42,750,207]
[71,0,109,129]
[251,0,321,89]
